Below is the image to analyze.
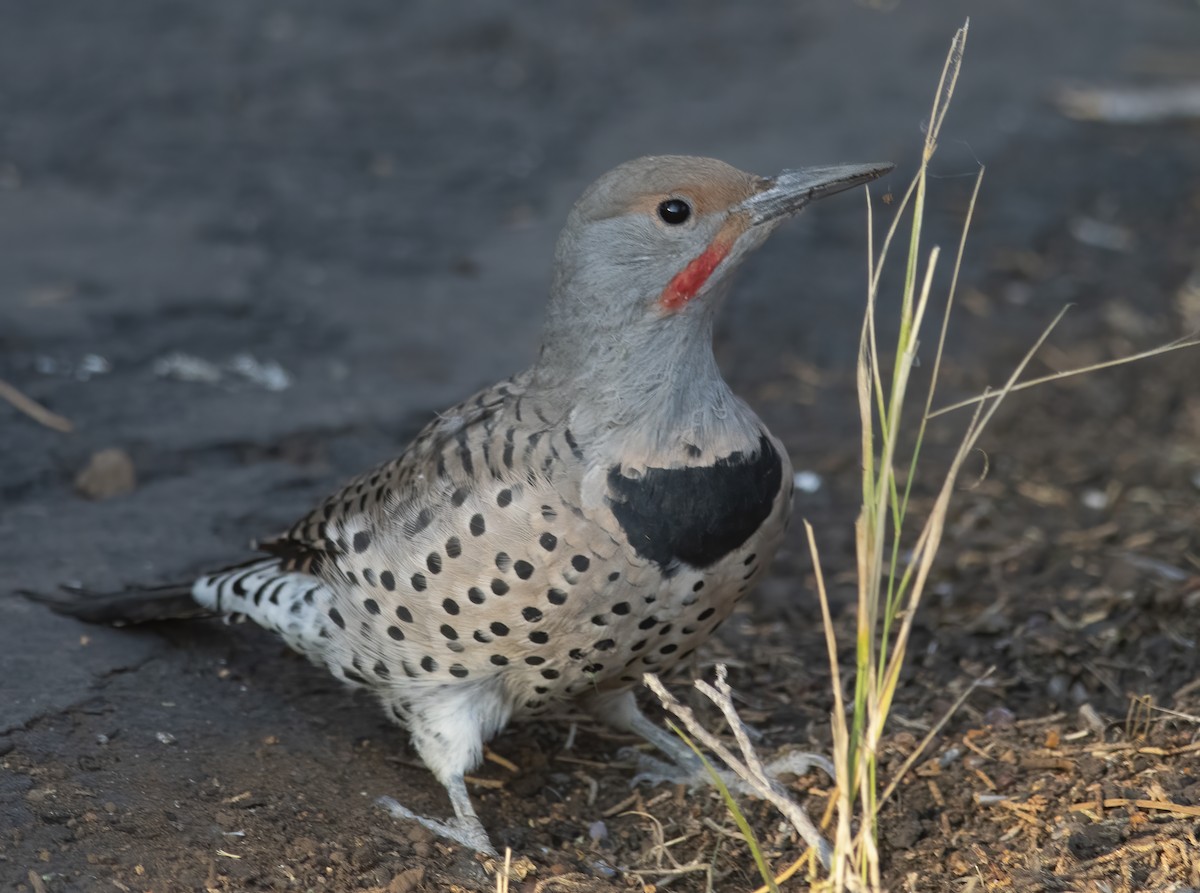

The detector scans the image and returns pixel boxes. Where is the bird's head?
[547,155,892,329]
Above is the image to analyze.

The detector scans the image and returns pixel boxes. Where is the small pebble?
[387,867,425,893]
[985,706,1016,728]
[74,448,136,500]
[939,746,962,768]
[155,732,177,746]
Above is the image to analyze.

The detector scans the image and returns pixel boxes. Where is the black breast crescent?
[606,434,783,571]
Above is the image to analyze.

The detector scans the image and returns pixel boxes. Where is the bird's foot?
[622,748,835,795]
[620,747,747,794]
[377,796,497,856]
[763,750,836,782]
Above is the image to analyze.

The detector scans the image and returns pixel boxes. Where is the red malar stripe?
[659,238,733,312]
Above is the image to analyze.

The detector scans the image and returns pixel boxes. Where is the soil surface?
[3,3,1200,892]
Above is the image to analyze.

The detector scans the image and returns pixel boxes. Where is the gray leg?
[586,689,711,786]
[376,688,501,856]
[378,774,495,856]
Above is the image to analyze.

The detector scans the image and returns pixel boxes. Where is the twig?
[1068,798,1200,819]
[1056,82,1200,124]
[0,378,73,432]
[643,668,833,869]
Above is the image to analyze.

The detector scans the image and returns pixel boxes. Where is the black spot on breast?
[606,434,782,570]
[405,508,435,538]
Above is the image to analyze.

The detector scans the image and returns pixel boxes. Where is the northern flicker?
[33,155,891,855]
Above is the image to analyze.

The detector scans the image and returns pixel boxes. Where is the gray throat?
[530,292,761,458]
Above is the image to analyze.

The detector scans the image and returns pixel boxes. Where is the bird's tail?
[23,558,333,659]
[20,580,215,626]
[18,556,284,626]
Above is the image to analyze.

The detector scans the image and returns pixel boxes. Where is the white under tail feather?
[192,559,331,659]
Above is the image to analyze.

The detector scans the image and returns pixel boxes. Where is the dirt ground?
[3,3,1200,892]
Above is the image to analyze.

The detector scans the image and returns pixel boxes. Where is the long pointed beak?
[740,162,894,225]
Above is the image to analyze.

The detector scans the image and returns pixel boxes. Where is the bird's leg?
[586,689,715,786]
[378,774,494,856]
[376,690,500,856]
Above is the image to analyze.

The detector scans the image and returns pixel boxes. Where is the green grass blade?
[668,722,780,893]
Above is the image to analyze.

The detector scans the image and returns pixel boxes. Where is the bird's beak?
[740,163,894,226]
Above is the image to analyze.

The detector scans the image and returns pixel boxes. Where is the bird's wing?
[257,372,535,575]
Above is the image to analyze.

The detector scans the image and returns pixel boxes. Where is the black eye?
[657,198,691,225]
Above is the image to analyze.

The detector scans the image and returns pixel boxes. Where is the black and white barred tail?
[25,559,332,662]
[191,559,331,658]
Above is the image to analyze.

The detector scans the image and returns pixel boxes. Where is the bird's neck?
[529,301,761,459]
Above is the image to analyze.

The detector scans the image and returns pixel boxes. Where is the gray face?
[550,156,772,331]
[546,155,893,335]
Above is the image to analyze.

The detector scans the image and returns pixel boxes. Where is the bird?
[30,154,891,855]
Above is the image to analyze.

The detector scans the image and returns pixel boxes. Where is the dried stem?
[0,378,73,432]
[643,669,833,868]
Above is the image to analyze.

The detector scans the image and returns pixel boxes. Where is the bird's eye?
[657,198,692,225]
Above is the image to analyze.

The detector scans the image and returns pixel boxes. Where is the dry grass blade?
[495,848,512,893]
[750,849,818,893]
[926,331,1200,419]
[0,378,73,433]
